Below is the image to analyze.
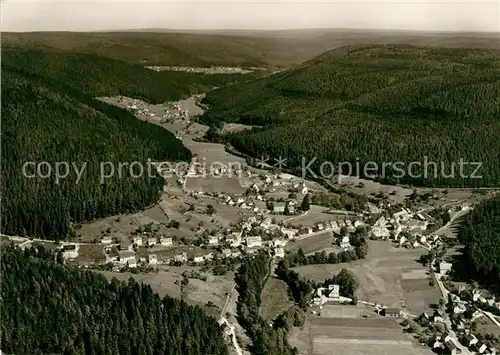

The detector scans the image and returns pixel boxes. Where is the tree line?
[1,68,192,238]
[457,196,500,292]
[201,45,500,188]
[234,252,298,355]
[1,244,228,355]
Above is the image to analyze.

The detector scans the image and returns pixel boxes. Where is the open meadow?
[289,304,434,355]
[293,241,439,314]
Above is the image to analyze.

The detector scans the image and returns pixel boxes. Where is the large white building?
[246,236,262,248]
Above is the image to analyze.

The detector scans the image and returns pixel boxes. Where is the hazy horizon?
[2,0,499,33]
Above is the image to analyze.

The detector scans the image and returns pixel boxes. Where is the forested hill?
[0,244,228,355]
[2,48,259,103]
[457,196,500,291]
[201,44,500,188]
[2,48,199,238]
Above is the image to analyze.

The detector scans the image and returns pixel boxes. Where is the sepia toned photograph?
[1,1,499,355]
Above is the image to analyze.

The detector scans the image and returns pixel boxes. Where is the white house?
[479,344,488,354]
[329,284,340,298]
[160,237,172,246]
[208,236,219,245]
[119,250,136,267]
[453,304,466,314]
[222,249,232,258]
[274,247,285,258]
[133,236,143,246]
[174,252,188,262]
[101,236,112,244]
[273,239,288,247]
[148,254,158,265]
[261,217,272,229]
[193,256,204,263]
[340,236,351,249]
[246,236,262,248]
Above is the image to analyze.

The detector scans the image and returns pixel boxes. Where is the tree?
[1,244,228,355]
[300,194,310,212]
[206,204,216,215]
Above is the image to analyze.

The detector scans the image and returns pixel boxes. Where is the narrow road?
[433,264,472,355]
[294,227,335,241]
[282,210,308,224]
[219,283,244,355]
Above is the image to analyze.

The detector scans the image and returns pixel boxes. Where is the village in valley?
[5,94,500,355]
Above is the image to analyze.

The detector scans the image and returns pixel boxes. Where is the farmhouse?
[118,250,135,264]
[273,202,286,214]
[382,308,402,318]
[118,251,136,268]
[133,236,143,246]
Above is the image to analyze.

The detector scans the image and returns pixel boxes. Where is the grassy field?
[201,44,500,188]
[289,312,434,355]
[286,231,340,255]
[293,241,439,313]
[99,267,235,316]
[259,277,294,323]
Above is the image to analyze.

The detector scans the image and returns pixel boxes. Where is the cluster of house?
[101,234,174,248]
[472,290,500,309]
[119,97,190,122]
[312,284,353,306]
[131,234,173,247]
[433,331,498,355]
[297,219,366,251]
[145,66,253,74]
[369,208,444,249]
[418,279,499,355]
[110,214,298,269]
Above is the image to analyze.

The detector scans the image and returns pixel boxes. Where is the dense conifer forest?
[3,48,258,104]
[1,66,191,238]
[0,244,228,355]
[1,48,262,238]
[235,253,297,355]
[457,196,500,291]
[201,45,500,187]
